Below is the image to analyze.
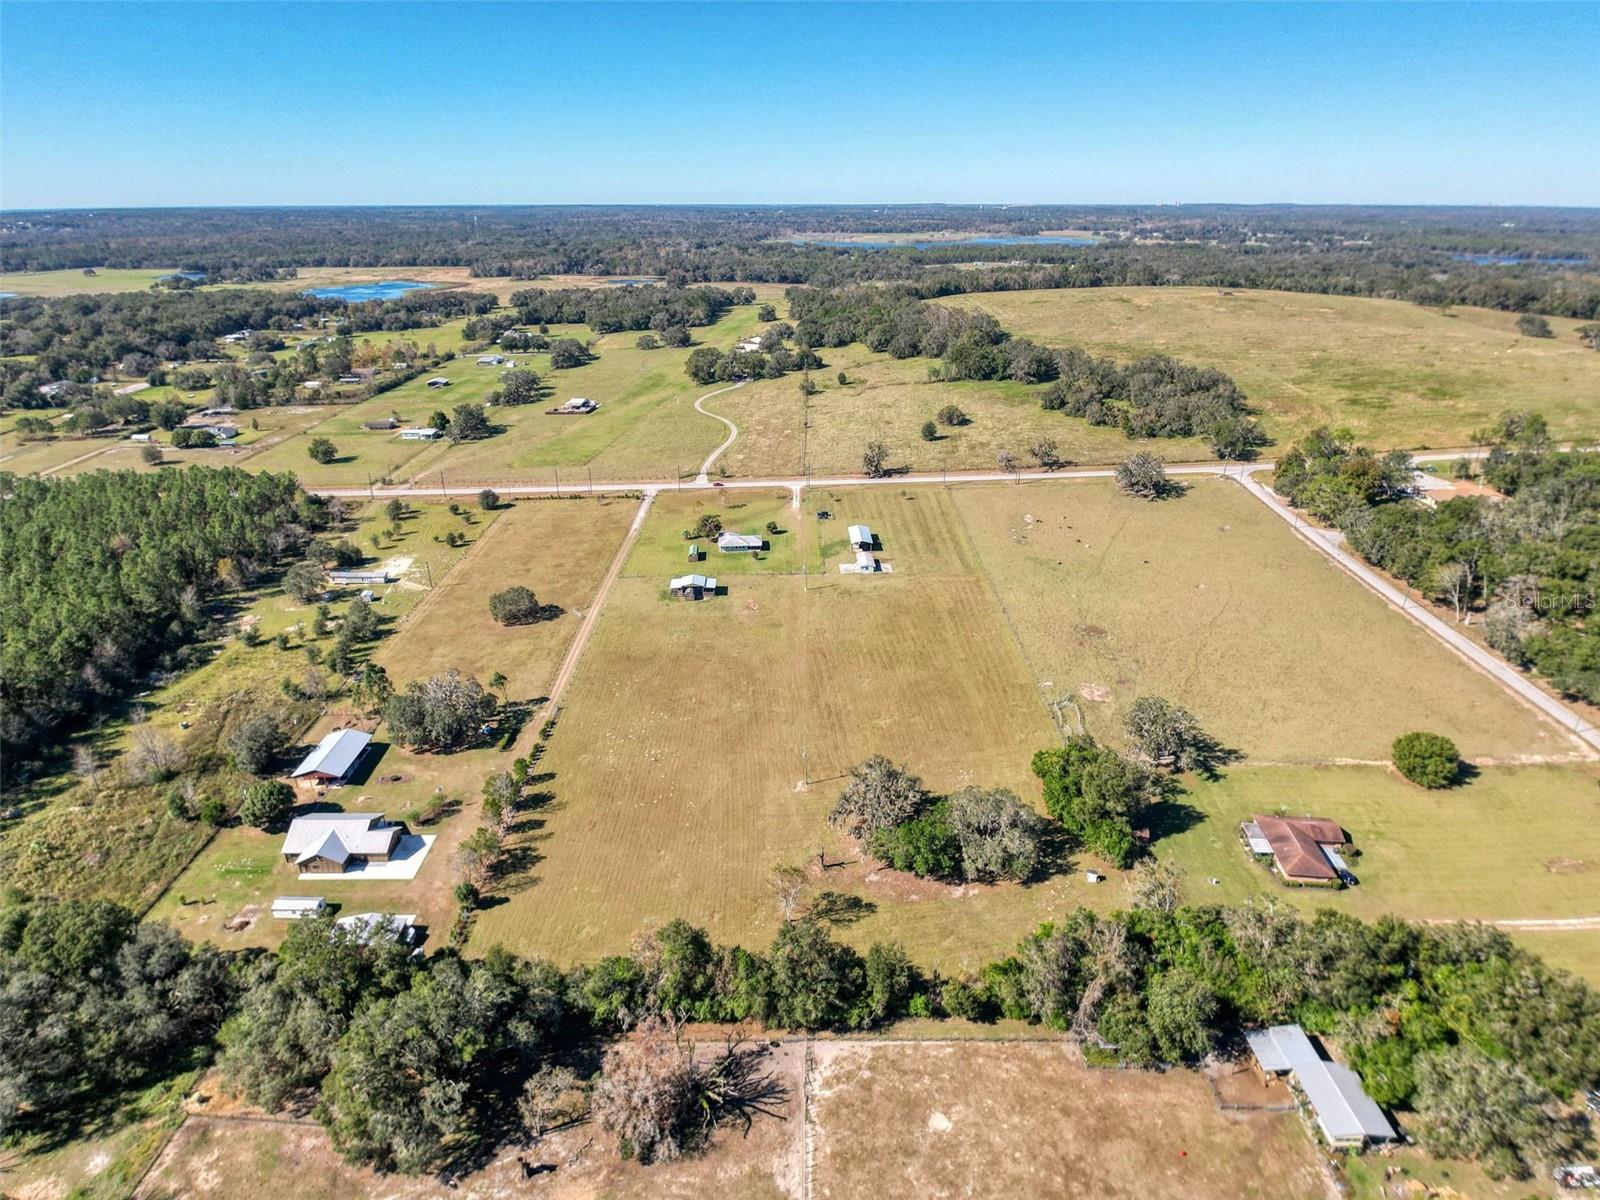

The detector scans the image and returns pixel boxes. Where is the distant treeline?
[4,205,1597,317]
[0,468,326,761]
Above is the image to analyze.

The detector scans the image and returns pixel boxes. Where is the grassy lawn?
[950,476,1569,762]
[0,267,179,296]
[248,304,772,488]
[811,1041,1324,1200]
[472,486,1113,972]
[1158,762,1600,923]
[715,342,1211,478]
[944,286,1600,450]
[626,488,805,577]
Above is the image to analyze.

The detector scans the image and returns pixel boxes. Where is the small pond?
[306,279,435,301]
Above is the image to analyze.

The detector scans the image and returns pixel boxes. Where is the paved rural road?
[692,380,747,483]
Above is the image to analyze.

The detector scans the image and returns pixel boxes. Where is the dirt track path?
[693,380,747,482]
[533,489,656,730]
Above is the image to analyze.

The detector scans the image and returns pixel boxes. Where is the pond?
[794,234,1098,250]
[306,279,435,301]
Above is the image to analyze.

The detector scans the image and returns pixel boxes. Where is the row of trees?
[8,889,1595,1181]
[1274,416,1600,703]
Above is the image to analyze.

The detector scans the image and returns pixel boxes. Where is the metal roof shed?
[289,729,373,781]
[848,524,874,548]
[1296,1060,1397,1146]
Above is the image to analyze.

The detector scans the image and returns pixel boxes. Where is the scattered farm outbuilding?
[426,377,452,389]
[847,523,875,550]
[670,573,718,600]
[840,549,885,574]
[1242,815,1350,885]
[476,354,506,366]
[400,426,442,440]
[687,544,703,562]
[129,432,152,443]
[328,568,391,586]
[287,729,374,783]
[1246,1024,1396,1148]
[271,895,328,920]
[280,812,407,874]
[717,532,764,553]
[548,397,598,415]
[364,418,400,430]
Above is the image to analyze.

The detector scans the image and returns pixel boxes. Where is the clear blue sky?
[2,1,1596,208]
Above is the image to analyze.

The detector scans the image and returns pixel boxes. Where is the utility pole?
[587,466,593,495]
[424,560,434,589]
[366,474,374,503]
[553,465,560,497]
[439,470,447,499]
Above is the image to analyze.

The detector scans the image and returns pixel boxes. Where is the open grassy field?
[471,485,1103,971]
[1160,762,1600,924]
[463,478,1589,972]
[714,342,1211,478]
[950,476,1570,762]
[0,267,179,296]
[251,303,771,487]
[945,286,1600,449]
[375,496,637,702]
[811,1041,1324,1200]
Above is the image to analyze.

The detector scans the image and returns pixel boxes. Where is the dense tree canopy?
[0,467,320,763]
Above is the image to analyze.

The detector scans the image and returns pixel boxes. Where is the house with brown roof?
[1241,815,1351,886]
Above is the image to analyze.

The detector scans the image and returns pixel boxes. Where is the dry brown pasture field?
[950,476,1568,762]
[467,478,1578,971]
[944,286,1600,449]
[469,485,1090,971]
[809,1042,1324,1200]
[129,1042,1325,1200]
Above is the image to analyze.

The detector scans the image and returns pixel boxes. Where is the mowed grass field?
[951,476,1568,762]
[714,341,1211,478]
[465,479,1593,971]
[1160,763,1600,924]
[811,1042,1324,1200]
[472,486,1101,971]
[945,286,1600,449]
[0,267,180,296]
[374,496,637,702]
